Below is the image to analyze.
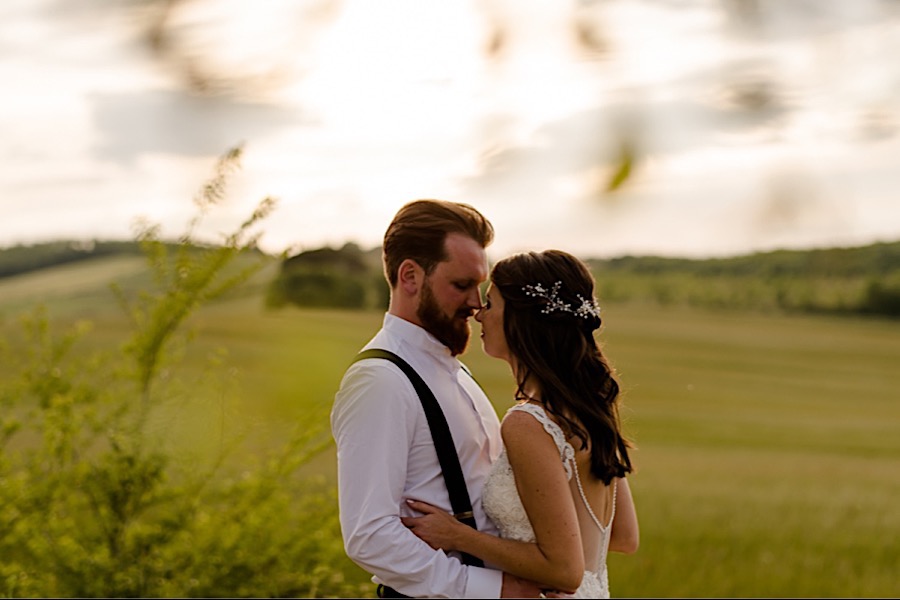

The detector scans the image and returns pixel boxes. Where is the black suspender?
[351,349,484,568]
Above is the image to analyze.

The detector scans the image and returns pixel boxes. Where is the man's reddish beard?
[417,278,472,356]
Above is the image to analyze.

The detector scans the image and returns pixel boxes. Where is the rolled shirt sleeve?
[332,360,503,598]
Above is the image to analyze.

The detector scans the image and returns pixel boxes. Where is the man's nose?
[466,287,483,310]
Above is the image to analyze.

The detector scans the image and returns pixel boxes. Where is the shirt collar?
[383,313,460,372]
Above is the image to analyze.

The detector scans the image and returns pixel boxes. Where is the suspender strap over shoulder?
[352,348,484,568]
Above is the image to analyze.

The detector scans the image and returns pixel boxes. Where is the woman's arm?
[402,411,585,592]
[608,477,639,554]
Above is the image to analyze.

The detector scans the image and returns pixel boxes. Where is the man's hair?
[382,199,494,287]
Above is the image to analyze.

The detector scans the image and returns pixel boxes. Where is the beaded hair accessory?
[522,281,601,320]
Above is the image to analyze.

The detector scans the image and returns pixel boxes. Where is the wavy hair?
[382,199,494,287]
[490,250,633,484]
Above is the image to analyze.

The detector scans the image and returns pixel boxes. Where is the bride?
[402,250,639,597]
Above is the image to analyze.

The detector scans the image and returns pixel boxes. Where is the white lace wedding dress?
[482,403,617,598]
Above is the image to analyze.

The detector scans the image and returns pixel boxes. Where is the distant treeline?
[0,239,265,280]
[0,240,144,279]
[587,241,900,317]
[589,242,900,278]
[265,242,389,310]
[4,239,900,317]
[267,240,900,317]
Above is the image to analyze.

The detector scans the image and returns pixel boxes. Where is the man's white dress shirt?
[332,314,503,598]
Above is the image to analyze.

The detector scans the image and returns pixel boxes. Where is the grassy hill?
[1,242,898,596]
[0,243,277,318]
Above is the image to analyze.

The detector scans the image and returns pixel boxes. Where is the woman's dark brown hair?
[491,250,633,484]
[382,199,494,287]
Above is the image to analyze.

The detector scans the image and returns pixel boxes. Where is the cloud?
[461,80,793,201]
[89,89,311,164]
[721,0,900,42]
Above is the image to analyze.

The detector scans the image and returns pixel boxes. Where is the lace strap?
[506,403,617,533]
[506,403,575,480]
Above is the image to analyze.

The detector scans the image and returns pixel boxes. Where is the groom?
[331,200,541,598]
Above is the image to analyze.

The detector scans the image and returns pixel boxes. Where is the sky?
[2,0,900,261]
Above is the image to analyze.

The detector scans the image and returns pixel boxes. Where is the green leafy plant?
[0,147,368,598]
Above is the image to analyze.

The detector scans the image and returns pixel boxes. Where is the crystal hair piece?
[522,281,600,320]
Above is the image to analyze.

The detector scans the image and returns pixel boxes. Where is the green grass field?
[2,256,898,597]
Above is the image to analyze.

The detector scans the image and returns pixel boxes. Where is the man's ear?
[398,259,423,296]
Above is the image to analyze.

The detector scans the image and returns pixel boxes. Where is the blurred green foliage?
[0,149,369,598]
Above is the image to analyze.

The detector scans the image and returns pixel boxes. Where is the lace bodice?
[482,403,616,598]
